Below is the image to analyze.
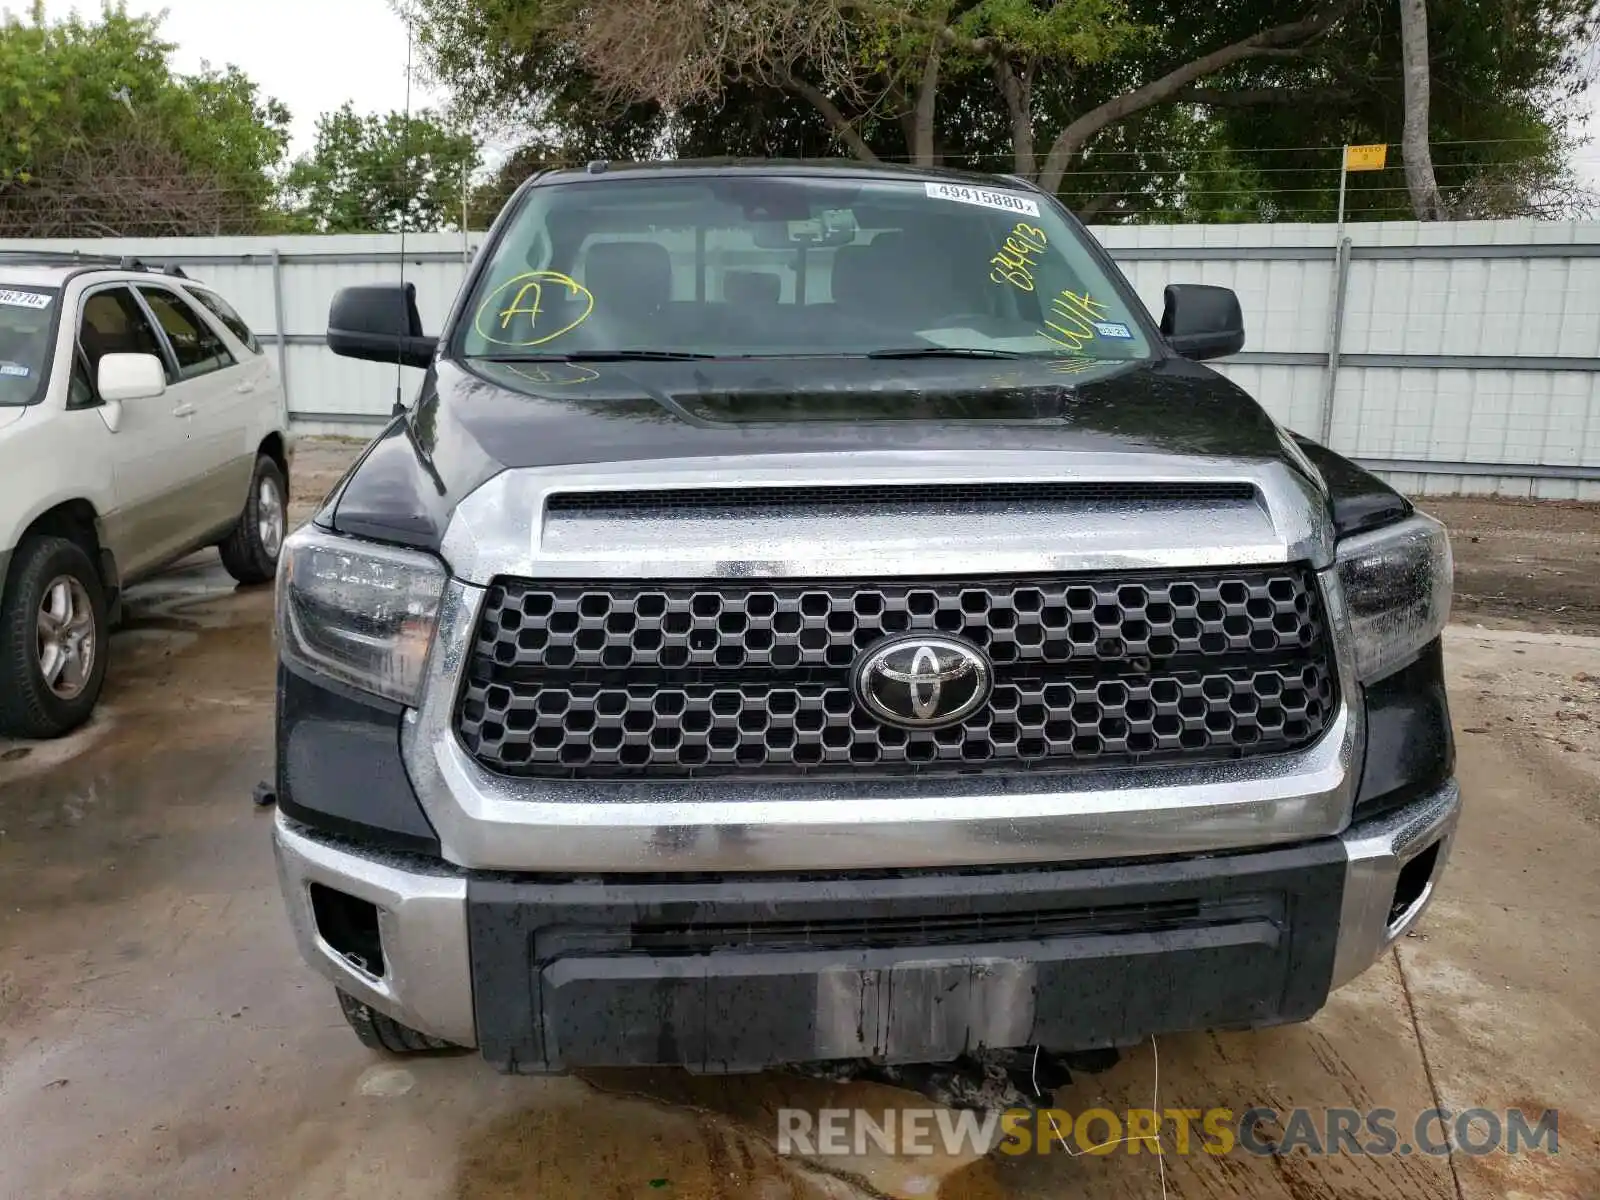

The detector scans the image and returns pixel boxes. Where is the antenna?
[395,15,415,415]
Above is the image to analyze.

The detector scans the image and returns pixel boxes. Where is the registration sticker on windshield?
[0,289,51,310]
[1093,321,1134,340]
[924,182,1040,217]
[0,363,29,377]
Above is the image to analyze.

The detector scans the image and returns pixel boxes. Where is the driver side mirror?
[95,352,167,434]
[1160,284,1245,361]
[327,283,438,369]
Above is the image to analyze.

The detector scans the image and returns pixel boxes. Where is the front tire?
[336,989,458,1054]
[219,455,287,585]
[0,536,110,738]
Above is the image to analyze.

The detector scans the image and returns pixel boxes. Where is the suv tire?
[219,455,287,585]
[336,989,458,1054]
[0,536,110,739]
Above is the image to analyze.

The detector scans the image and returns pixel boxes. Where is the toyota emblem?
[852,635,993,730]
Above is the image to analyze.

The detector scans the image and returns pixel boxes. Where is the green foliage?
[283,102,481,233]
[410,0,1599,223]
[950,0,1155,65]
[0,3,291,235]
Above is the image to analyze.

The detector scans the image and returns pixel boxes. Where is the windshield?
[456,175,1152,366]
[0,285,58,406]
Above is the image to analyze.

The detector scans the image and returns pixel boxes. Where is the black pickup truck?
[271,159,1457,1072]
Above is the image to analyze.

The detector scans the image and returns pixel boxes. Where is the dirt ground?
[0,440,1597,1200]
[1424,496,1600,637]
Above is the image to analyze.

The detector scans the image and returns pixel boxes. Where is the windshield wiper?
[476,349,718,362]
[865,346,1028,360]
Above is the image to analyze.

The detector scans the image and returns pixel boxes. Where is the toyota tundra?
[271,160,1457,1072]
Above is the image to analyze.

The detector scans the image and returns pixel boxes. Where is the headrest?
[582,241,673,313]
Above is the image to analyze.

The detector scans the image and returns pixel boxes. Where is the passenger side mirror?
[1160,284,1245,362]
[327,283,438,369]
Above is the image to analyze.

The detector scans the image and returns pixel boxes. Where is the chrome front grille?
[455,567,1336,779]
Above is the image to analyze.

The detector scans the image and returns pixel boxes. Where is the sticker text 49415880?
[924,182,1040,217]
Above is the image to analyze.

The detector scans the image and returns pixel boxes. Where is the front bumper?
[272,778,1459,1069]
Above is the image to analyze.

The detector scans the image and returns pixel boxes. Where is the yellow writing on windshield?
[1047,356,1100,376]
[474,271,595,347]
[504,362,601,387]
[1042,290,1112,352]
[988,223,1050,292]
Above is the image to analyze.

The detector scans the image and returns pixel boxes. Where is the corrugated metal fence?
[6,221,1599,499]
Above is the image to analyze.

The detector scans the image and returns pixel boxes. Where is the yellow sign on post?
[1344,144,1388,172]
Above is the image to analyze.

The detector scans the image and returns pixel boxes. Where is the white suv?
[0,253,291,738]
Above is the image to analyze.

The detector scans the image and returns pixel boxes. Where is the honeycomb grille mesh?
[456,568,1336,779]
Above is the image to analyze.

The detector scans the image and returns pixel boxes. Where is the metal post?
[1318,236,1352,446]
[270,249,291,429]
[461,162,470,265]
[1335,150,1349,237]
[1316,146,1352,447]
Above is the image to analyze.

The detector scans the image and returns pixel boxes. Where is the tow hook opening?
[309,883,386,977]
[1388,840,1441,928]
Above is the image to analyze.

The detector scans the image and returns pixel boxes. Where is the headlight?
[276,525,446,705]
[1336,513,1452,682]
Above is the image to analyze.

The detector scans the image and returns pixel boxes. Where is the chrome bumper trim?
[271,812,476,1047]
[1330,779,1461,990]
[401,566,1362,873]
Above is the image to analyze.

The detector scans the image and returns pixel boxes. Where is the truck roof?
[531,157,1039,191]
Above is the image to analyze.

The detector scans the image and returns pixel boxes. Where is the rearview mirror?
[751,210,859,249]
[97,352,166,402]
[328,283,438,369]
[1160,284,1245,362]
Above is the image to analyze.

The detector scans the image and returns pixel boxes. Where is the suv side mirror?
[95,352,167,434]
[1160,284,1245,361]
[328,283,438,369]
[97,352,166,402]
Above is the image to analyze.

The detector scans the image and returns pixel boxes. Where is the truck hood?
[329,354,1311,551]
[0,406,28,434]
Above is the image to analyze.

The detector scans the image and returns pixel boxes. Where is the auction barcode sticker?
[0,289,53,310]
[924,182,1040,217]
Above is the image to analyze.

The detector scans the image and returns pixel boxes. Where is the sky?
[13,0,1600,188]
[22,0,446,159]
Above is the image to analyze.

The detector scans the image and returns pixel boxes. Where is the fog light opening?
[1388,840,1441,929]
[309,883,386,977]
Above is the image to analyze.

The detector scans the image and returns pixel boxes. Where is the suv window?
[187,287,262,354]
[79,287,168,389]
[0,285,58,407]
[138,286,235,380]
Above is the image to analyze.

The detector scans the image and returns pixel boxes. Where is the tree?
[413,0,1353,194]
[282,102,480,233]
[1398,0,1446,220]
[405,0,1599,222]
[0,3,292,236]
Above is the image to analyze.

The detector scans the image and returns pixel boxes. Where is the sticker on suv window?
[924,182,1040,217]
[0,362,30,377]
[0,289,52,310]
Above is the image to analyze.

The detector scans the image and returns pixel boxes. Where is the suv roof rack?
[0,248,125,267]
[0,248,188,278]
